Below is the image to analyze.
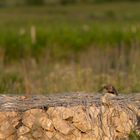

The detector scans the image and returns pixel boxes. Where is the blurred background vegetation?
[0,0,140,6]
[0,0,140,94]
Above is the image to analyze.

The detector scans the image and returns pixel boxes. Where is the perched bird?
[99,85,118,105]
[99,85,118,96]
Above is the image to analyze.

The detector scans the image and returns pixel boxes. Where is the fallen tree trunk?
[0,93,139,140]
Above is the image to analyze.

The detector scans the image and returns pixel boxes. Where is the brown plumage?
[99,85,118,96]
[99,85,118,106]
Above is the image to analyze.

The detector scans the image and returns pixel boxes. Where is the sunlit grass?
[0,3,140,94]
[0,59,140,94]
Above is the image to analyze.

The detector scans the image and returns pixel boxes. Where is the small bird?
[99,84,118,96]
[99,85,118,106]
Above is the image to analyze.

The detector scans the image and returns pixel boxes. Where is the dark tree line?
[0,0,140,7]
[28,0,140,5]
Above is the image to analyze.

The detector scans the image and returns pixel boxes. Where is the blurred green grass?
[0,2,140,94]
[129,131,140,140]
[0,2,140,62]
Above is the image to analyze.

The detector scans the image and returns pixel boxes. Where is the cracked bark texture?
[0,93,139,140]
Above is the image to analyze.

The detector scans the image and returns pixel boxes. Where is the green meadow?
[0,2,140,94]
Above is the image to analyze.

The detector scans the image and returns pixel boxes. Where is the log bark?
[0,93,139,140]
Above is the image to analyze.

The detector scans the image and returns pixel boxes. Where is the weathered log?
[0,93,139,140]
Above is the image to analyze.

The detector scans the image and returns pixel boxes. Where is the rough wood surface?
[0,93,139,140]
[0,93,139,112]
